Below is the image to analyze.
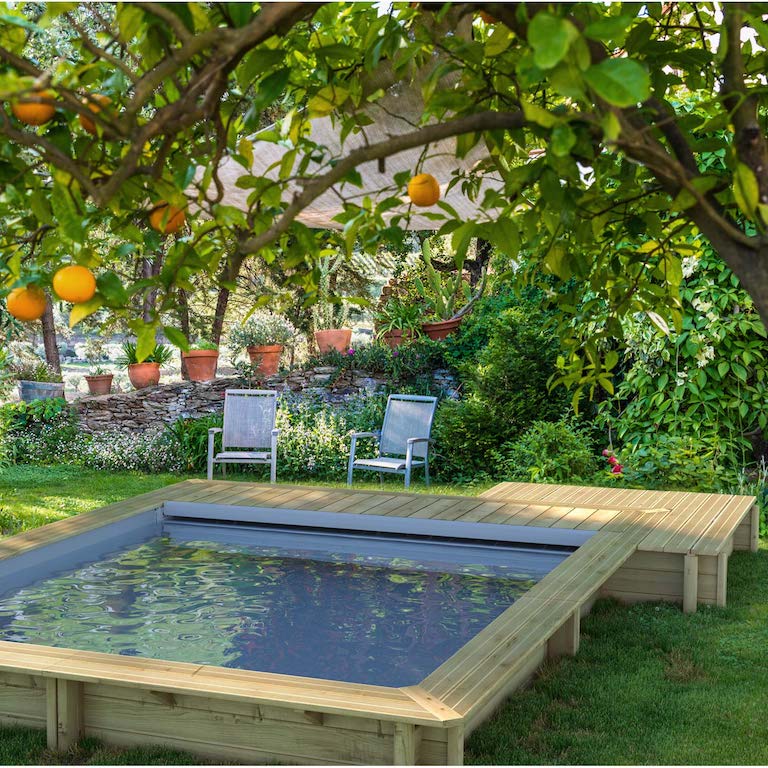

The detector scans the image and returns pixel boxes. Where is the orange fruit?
[6,285,47,322]
[52,265,97,304]
[478,11,498,24]
[79,94,111,134]
[149,202,186,235]
[407,173,441,207]
[11,89,56,126]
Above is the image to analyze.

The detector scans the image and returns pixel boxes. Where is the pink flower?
[608,456,619,466]
[347,348,355,355]
[392,349,399,357]
[611,464,624,474]
[602,448,612,457]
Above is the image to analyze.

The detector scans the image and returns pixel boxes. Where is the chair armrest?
[208,427,223,434]
[271,428,280,437]
[349,431,380,439]
[406,437,433,445]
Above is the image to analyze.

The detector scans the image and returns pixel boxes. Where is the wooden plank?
[446,724,465,766]
[637,492,713,553]
[46,678,57,750]
[551,507,598,529]
[751,504,760,552]
[451,501,505,523]
[82,694,394,766]
[691,496,757,556]
[576,508,620,531]
[683,554,698,614]
[716,552,728,608]
[0,642,451,726]
[393,723,417,765]
[547,609,580,659]
[56,679,83,750]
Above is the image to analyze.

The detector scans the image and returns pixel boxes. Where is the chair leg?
[221,463,226,478]
[270,456,276,484]
[207,459,214,481]
[404,466,411,489]
[424,458,430,487]
[347,442,355,486]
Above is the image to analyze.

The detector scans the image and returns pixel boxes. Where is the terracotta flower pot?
[127,362,161,389]
[247,344,283,376]
[422,317,462,340]
[315,328,352,354]
[85,374,113,395]
[382,330,409,349]
[182,350,219,382]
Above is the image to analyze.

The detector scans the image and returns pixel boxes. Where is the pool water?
[0,535,555,686]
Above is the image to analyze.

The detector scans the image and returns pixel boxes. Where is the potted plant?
[229,311,296,376]
[311,255,352,353]
[416,238,486,340]
[13,361,65,402]
[118,341,173,389]
[181,340,219,382]
[374,297,423,348]
[84,366,113,395]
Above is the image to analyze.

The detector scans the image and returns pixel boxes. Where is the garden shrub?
[1,398,77,465]
[492,419,598,484]
[433,305,569,479]
[72,429,185,473]
[598,247,768,472]
[615,433,743,493]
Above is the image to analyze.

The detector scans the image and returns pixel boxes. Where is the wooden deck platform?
[0,479,759,765]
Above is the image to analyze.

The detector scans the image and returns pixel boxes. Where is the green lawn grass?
[0,465,766,764]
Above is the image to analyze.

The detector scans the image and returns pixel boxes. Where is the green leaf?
[308,84,349,117]
[96,272,129,307]
[69,297,102,328]
[251,69,290,114]
[50,186,84,244]
[584,59,650,107]
[733,162,759,219]
[522,99,559,128]
[163,326,189,351]
[528,13,578,70]
[136,324,157,363]
[584,14,634,42]
[550,124,576,157]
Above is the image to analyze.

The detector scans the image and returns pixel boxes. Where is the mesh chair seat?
[215,450,272,461]
[352,456,426,471]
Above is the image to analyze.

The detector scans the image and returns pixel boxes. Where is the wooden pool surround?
[0,479,758,765]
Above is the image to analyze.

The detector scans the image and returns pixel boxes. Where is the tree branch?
[238,110,526,255]
[722,5,768,203]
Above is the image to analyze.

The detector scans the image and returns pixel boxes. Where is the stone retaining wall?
[74,367,458,432]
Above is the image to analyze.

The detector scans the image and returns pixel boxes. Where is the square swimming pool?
[0,502,589,687]
[0,487,602,765]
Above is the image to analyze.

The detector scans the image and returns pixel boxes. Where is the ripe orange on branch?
[11,89,56,126]
[52,265,97,304]
[79,93,111,134]
[407,173,441,207]
[6,285,47,322]
[149,202,187,235]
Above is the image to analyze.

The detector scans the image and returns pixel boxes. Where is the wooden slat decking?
[480,481,757,557]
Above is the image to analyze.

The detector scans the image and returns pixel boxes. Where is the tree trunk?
[178,288,191,381]
[40,298,61,374]
[211,251,246,345]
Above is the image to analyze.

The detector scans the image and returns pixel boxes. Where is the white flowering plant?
[229,311,296,352]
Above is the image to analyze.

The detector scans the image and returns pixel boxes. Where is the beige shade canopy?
[213,85,505,231]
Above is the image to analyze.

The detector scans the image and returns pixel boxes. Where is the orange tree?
[0,2,767,394]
